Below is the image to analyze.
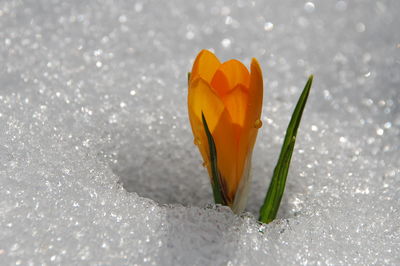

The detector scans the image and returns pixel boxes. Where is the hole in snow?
[111,128,213,207]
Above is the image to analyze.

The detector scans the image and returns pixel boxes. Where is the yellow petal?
[210,59,250,96]
[190,50,221,84]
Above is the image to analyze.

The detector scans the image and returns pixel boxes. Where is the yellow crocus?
[188,50,263,213]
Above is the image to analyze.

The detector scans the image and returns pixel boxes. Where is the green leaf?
[202,112,227,205]
[259,75,313,224]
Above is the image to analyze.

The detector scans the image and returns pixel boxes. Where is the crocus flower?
[188,50,263,213]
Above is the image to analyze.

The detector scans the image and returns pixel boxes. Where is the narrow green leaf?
[259,75,313,224]
[202,112,226,205]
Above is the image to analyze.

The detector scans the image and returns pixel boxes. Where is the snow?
[0,0,399,265]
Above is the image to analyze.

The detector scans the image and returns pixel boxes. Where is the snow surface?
[0,0,399,265]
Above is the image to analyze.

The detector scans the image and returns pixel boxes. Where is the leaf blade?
[202,112,226,205]
[259,75,313,223]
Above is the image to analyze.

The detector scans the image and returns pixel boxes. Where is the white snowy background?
[0,0,399,265]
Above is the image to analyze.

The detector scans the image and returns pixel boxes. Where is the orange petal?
[212,111,238,204]
[245,58,263,131]
[188,77,238,204]
[188,78,224,178]
[222,84,248,129]
[190,50,221,84]
[232,154,252,213]
[236,58,263,194]
[188,78,225,133]
[210,59,250,96]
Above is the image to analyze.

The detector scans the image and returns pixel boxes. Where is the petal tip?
[199,49,214,56]
[250,58,263,84]
[250,58,262,72]
[191,50,221,83]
